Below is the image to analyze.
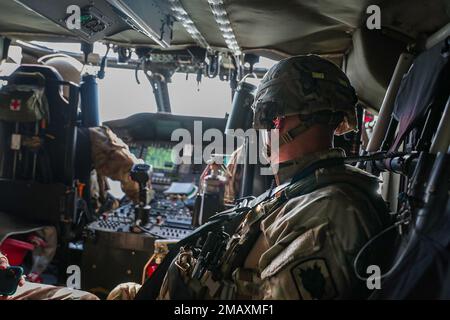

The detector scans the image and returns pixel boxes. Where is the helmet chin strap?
[279,121,312,146]
[278,112,346,146]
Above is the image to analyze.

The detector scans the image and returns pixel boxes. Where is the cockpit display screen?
[144,145,174,171]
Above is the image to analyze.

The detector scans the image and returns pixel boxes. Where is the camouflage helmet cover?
[252,55,358,135]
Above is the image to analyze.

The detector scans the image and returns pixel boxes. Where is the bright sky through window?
[2,42,276,123]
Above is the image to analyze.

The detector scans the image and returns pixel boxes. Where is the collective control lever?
[130,163,152,230]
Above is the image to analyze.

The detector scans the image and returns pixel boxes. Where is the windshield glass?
[97,68,233,121]
[6,42,276,122]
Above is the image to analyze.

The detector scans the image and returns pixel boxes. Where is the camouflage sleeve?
[157,273,171,300]
[9,282,99,300]
[107,282,142,300]
[157,258,198,300]
[88,126,143,202]
[258,186,382,299]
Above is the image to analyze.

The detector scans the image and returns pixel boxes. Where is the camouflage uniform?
[154,55,391,300]
[158,149,390,299]
[89,126,143,202]
[107,282,142,300]
[7,281,99,300]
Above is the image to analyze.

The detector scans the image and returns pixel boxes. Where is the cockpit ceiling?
[0,0,448,59]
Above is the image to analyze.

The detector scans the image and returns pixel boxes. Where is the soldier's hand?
[0,254,25,300]
[106,282,142,300]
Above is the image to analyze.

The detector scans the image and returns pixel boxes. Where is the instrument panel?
[86,112,229,242]
[81,112,227,291]
[87,198,193,240]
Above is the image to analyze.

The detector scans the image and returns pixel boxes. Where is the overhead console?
[16,0,173,45]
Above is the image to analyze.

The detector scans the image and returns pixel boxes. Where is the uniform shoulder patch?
[291,258,337,300]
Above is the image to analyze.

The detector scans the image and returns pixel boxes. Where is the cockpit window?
[11,42,276,122]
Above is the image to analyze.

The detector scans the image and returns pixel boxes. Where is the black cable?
[205,54,219,78]
[135,58,144,84]
[97,44,111,80]
[136,225,161,238]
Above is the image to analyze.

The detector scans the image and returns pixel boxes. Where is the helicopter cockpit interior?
[0,0,448,302]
